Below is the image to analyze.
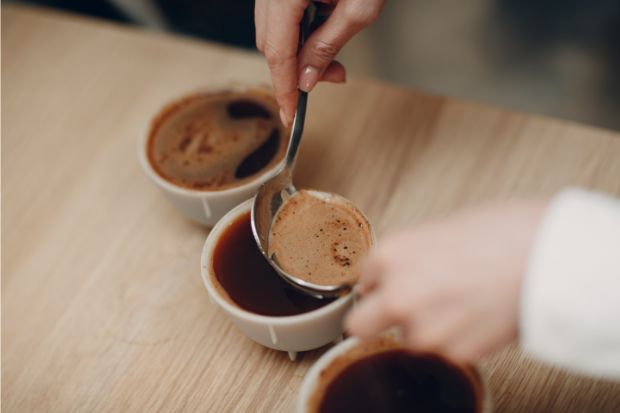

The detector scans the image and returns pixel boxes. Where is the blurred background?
[10,0,620,131]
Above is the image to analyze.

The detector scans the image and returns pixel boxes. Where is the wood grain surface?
[3,5,620,412]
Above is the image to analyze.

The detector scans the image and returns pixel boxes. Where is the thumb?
[297,0,383,92]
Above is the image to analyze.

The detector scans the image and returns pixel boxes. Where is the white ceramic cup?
[138,85,285,227]
[297,336,492,413]
[200,199,356,360]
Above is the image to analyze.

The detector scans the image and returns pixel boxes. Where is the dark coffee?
[316,349,481,413]
[148,88,287,190]
[211,212,335,316]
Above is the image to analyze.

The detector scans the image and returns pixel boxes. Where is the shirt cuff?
[520,188,620,379]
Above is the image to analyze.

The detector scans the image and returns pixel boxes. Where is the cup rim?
[200,198,355,326]
[137,84,286,199]
[297,337,360,412]
[297,336,491,413]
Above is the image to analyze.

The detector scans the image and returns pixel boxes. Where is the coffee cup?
[298,335,492,413]
[138,84,287,226]
[200,199,357,360]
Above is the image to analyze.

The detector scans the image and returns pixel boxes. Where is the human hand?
[255,0,385,125]
[345,199,548,362]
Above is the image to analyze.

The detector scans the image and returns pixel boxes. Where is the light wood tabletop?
[3,5,620,412]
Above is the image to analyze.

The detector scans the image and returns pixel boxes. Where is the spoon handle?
[284,2,316,170]
[285,91,307,169]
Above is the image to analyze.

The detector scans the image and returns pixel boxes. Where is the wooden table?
[3,5,620,412]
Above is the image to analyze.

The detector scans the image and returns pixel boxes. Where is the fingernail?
[279,109,289,127]
[299,66,319,92]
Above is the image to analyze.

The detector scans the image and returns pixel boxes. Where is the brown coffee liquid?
[319,350,479,413]
[147,89,287,190]
[212,212,335,316]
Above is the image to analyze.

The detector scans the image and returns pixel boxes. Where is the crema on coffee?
[147,88,287,190]
[268,190,372,287]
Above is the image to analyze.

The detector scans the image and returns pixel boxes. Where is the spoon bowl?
[252,182,357,298]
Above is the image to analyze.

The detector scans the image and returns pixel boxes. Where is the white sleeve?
[520,188,620,379]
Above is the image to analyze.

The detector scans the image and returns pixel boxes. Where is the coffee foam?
[148,88,287,190]
[268,190,372,286]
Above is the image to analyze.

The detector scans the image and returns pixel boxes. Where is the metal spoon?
[251,4,349,299]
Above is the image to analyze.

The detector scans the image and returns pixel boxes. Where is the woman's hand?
[345,199,548,362]
[255,0,385,125]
